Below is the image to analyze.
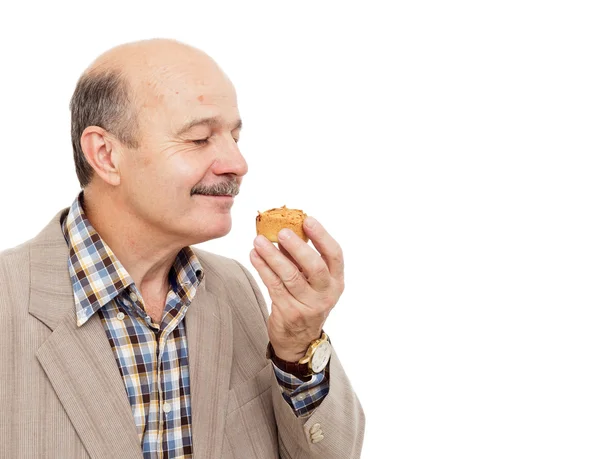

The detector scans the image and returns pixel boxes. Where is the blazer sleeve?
[235,261,366,459]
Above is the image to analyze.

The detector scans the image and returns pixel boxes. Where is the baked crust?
[256,205,308,242]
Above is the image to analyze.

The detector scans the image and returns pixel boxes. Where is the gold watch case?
[298,331,332,374]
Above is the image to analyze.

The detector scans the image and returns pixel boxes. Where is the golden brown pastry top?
[256,205,307,222]
[256,205,309,242]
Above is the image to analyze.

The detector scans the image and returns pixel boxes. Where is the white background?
[1,1,599,457]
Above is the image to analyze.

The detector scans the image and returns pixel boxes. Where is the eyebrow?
[175,117,243,137]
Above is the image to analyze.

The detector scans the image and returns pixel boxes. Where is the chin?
[184,216,233,245]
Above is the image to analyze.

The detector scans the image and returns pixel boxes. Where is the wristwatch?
[266,331,332,381]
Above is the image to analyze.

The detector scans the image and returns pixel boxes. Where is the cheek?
[119,150,150,195]
[166,151,213,189]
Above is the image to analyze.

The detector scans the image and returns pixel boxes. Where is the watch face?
[311,341,332,373]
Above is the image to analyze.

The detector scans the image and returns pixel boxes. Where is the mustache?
[190,179,240,197]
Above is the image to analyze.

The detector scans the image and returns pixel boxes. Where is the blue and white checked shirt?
[61,193,329,458]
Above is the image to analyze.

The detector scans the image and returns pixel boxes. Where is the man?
[0,39,364,458]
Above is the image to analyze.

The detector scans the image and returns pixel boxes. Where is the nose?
[212,137,248,178]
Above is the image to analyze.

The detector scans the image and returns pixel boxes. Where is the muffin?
[256,205,308,242]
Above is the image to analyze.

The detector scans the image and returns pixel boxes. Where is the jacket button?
[311,434,324,444]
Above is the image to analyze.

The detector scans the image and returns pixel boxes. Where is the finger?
[251,249,322,333]
[253,235,312,301]
[249,249,296,303]
[278,243,305,275]
[277,228,331,292]
[303,217,345,281]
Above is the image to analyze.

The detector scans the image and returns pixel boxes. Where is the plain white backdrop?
[1,1,599,457]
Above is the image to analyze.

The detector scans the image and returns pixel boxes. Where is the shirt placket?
[155,328,166,458]
[143,291,183,459]
[158,295,186,457]
[126,288,166,459]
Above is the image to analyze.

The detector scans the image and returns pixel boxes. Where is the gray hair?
[69,69,139,188]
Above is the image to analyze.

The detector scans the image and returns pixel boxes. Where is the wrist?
[270,345,308,363]
[266,331,331,381]
[270,330,323,362]
[267,341,313,381]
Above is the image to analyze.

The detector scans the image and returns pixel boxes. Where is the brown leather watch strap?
[266,341,313,382]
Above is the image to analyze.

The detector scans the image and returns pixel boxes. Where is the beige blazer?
[0,209,365,459]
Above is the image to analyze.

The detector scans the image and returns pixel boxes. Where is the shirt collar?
[61,192,203,327]
[170,246,203,306]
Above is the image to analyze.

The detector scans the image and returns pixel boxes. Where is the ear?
[80,126,121,186]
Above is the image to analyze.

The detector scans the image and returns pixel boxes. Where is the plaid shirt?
[61,193,329,458]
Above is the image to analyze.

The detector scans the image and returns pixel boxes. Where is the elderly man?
[0,39,364,458]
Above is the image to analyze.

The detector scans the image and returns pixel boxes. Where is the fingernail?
[254,235,269,247]
[305,216,317,229]
[278,229,292,240]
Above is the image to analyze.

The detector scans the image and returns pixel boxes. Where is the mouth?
[192,193,234,199]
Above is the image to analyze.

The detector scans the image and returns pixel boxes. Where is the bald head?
[89,38,201,68]
[88,39,210,71]
[88,39,227,98]
[70,39,233,188]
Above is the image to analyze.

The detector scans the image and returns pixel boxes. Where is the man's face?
[117,59,248,245]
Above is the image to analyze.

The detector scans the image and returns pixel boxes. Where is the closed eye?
[193,139,209,146]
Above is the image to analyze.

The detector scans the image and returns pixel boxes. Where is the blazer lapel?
[29,210,142,459]
[185,275,233,458]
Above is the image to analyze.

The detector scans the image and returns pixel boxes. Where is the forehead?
[135,60,239,132]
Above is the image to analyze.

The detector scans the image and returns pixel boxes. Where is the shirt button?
[129,292,139,302]
[163,402,172,413]
[297,393,307,401]
[116,312,125,321]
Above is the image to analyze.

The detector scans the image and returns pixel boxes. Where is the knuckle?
[282,268,304,286]
[317,292,336,310]
[313,261,329,278]
[268,277,286,295]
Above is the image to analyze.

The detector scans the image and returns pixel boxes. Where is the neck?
[83,186,183,311]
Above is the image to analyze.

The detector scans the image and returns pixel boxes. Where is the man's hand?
[250,216,345,362]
